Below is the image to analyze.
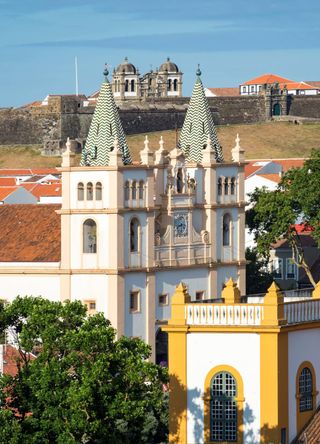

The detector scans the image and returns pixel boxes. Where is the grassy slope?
[0,122,319,167]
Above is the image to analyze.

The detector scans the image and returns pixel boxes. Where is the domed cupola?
[159,57,179,73]
[115,57,137,75]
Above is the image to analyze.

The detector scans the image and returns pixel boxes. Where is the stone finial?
[231,133,245,163]
[62,137,75,167]
[169,282,191,325]
[155,136,168,165]
[202,134,216,164]
[312,281,320,299]
[140,135,154,166]
[108,136,123,166]
[222,278,241,304]
[159,135,164,151]
[262,281,285,326]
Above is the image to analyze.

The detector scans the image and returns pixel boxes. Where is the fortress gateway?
[0,67,246,362]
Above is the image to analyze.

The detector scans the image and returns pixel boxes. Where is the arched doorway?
[273,103,281,116]
[155,329,168,366]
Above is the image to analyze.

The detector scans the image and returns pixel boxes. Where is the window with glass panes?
[211,372,237,442]
[299,367,313,412]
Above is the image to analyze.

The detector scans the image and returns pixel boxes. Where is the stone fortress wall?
[1,94,320,149]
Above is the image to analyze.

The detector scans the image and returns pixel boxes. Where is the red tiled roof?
[304,81,320,88]
[244,164,264,178]
[0,168,59,177]
[284,81,318,91]
[242,74,293,86]
[0,205,61,262]
[26,183,62,198]
[0,186,18,200]
[258,174,281,184]
[0,178,16,186]
[207,88,239,96]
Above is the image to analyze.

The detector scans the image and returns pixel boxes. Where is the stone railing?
[284,299,320,324]
[185,304,264,326]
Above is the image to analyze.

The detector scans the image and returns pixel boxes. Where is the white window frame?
[286,258,297,279]
[158,293,169,306]
[272,258,283,279]
[129,290,141,313]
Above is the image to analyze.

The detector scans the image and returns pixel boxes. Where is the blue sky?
[1,0,320,107]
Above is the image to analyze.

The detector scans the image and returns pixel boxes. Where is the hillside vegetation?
[0,121,319,168]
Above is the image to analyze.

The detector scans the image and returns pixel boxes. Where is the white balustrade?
[185,304,263,326]
[284,300,320,325]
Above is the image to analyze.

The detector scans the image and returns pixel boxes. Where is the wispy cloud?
[14,28,320,53]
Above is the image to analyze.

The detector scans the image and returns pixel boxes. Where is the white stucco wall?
[70,274,109,315]
[0,274,61,302]
[288,329,320,442]
[187,332,261,444]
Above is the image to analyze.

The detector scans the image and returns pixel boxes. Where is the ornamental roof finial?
[196,64,201,77]
[103,63,109,80]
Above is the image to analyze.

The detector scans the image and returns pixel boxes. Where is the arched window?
[176,168,183,193]
[132,180,137,200]
[217,178,222,196]
[224,177,229,195]
[173,79,178,91]
[125,80,129,92]
[77,183,84,201]
[95,182,102,200]
[130,218,140,252]
[131,79,135,92]
[223,214,231,246]
[124,180,130,201]
[211,372,237,442]
[87,182,93,201]
[299,367,313,412]
[83,219,97,253]
[230,177,236,195]
[138,180,144,200]
[167,79,172,91]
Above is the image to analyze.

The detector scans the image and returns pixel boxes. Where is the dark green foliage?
[0,297,168,444]
[245,247,274,295]
[247,149,320,287]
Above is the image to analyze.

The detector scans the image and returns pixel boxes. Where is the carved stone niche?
[201,230,209,244]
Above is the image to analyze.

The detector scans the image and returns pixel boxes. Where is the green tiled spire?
[178,67,223,163]
[80,66,132,166]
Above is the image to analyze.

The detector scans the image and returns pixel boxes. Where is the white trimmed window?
[84,300,96,315]
[286,258,297,279]
[272,258,283,279]
[158,294,168,306]
[196,291,205,301]
[130,291,140,313]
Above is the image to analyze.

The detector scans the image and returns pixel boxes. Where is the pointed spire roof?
[80,65,132,167]
[178,66,223,163]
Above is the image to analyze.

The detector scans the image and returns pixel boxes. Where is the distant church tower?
[111,57,183,101]
[61,65,246,363]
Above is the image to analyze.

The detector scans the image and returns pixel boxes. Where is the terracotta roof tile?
[305,81,320,88]
[242,74,293,85]
[294,406,320,443]
[258,174,281,184]
[0,178,16,186]
[244,163,264,178]
[26,184,62,198]
[0,168,59,177]
[207,88,239,96]
[0,186,18,200]
[0,205,61,262]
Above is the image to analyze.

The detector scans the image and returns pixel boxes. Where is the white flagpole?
[75,56,79,96]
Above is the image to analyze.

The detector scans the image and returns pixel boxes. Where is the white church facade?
[0,66,246,362]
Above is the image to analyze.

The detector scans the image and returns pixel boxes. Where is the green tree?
[0,297,168,444]
[247,149,320,288]
[245,247,274,295]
